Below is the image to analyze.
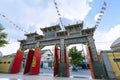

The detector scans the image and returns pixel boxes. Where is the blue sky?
[0,0,120,55]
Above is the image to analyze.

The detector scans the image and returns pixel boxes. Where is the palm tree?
[0,24,8,47]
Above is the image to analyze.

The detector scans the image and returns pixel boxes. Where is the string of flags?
[0,12,36,43]
[0,13,29,34]
[0,12,41,46]
[53,0,64,28]
[0,1,107,33]
[95,2,107,27]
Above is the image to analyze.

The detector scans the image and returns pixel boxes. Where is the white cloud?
[58,0,91,20]
[1,0,119,55]
[0,0,92,55]
[88,0,93,2]
[0,41,20,55]
[0,0,92,35]
[94,24,120,50]
[1,25,120,55]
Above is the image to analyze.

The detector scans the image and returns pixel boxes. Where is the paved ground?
[0,73,92,80]
[40,68,91,75]
[0,69,92,80]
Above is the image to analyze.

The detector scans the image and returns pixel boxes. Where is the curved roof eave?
[111,37,120,48]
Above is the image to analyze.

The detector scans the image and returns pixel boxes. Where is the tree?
[0,24,8,47]
[68,46,84,66]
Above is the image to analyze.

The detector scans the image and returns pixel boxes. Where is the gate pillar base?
[92,61,108,79]
[58,63,66,77]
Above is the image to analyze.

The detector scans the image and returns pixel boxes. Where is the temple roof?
[24,32,39,36]
[35,35,44,40]
[82,27,96,31]
[56,30,68,37]
[65,22,83,31]
[18,39,26,42]
[40,25,61,33]
[82,27,96,35]
[111,37,120,48]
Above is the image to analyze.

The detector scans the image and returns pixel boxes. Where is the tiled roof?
[111,37,120,48]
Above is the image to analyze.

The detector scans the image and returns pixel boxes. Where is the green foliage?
[0,24,8,47]
[68,46,84,66]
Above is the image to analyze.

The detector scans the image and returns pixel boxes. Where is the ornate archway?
[19,22,107,79]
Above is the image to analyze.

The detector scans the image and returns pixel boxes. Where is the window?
[45,32,56,38]
[113,58,120,62]
[8,61,11,64]
[4,62,6,64]
[0,62,2,64]
[47,58,49,60]
[48,54,51,56]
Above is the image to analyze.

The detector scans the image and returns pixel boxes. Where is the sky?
[0,0,120,55]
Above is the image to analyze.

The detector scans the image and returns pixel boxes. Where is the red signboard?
[24,49,34,74]
[30,48,41,75]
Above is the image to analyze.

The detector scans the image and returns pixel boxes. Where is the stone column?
[58,38,66,77]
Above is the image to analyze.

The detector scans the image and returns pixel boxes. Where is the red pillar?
[86,45,95,78]
[53,45,59,77]
[64,45,70,77]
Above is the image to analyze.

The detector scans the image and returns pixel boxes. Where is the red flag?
[53,45,59,77]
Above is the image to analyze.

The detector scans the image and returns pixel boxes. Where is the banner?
[24,49,34,74]
[10,50,24,73]
[53,45,59,77]
[30,48,41,75]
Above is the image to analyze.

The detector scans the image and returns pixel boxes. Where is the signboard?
[40,39,60,46]
[65,36,87,44]
[22,36,87,50]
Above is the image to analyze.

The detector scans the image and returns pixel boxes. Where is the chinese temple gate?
[19,22,107,79]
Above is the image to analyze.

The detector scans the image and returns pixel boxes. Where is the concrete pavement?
[0,69,92,80]
[0,73,92,80]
